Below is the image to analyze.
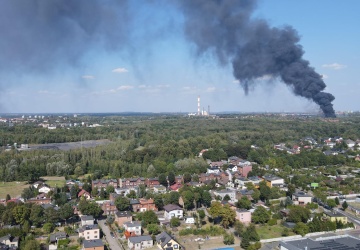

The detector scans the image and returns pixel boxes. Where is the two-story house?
[83,239,104,250]
[213,189,237,203]
[146,178,160,188]
[236,209,252,225]
[119,177,146,188]
[156,232,181,250]
[101,201,117,215]
[128,235,153,250]
[163,204,183,220]
[92,179,118,190]
[292,191,312,206]
[81,215,94,226]
[78,225,100,240]
[131,198,157,212]
[124,221,142,238]
[115,211,132,227]
[0,235,19,249]
[262,175,284,188]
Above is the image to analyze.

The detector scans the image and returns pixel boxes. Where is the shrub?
[267,218,277,226]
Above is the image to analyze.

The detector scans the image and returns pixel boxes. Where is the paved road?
[98,219,124,250]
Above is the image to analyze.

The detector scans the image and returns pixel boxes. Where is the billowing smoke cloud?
[0,0,336,117]
[177,0,336,117]
[0,0,129,73]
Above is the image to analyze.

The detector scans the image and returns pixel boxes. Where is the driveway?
[98,219,124,250]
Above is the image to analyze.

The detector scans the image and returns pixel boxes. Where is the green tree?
[59,203,74,221]
[140,210,159,227]
[106,185,115,195]
[170,217,181,227]
[159,173,168,186]
[5,194,11,202]
[23,239,41,250]
[342,200,348,210]
[115,196,130,211]
[209,201,222,218]
[294,222,309,236]
[287,206,310,223]
[335,197,340,205]
[246,224,260,242]
[168,172,176,185]
[223,232,234,245]
[183,173,192,183]
[43,222,55,234]
[30,204,44,227]
[234,221,244,236]
[147,223,161,235]
[259,181,271,201]
[236,196,252,210]
[78,200,103,218]
[327,199,337,208]
[182,190,195,210]
[202,191,212,207]
[252,206,270,224]
[220,204,236,228]
[13,205,30,225]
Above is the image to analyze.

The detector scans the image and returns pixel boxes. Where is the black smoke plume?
[177,0,336,117]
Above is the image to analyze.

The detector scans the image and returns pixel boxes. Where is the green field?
[0,181,29,199]
[41,176,66,188]
[256,224,294,239]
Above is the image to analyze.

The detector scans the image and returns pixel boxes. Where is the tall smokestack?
[177,0,336,117]
[198,95,201,116]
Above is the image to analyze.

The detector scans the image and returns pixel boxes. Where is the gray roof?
[163,204,182,212]
[115,210,132,218]
[49,232,67,243]
[324,210,346,218]
[124,221,141,228]
[156,231,174,248]
[78,224,99,232]
[83,239,104,248]
[81,215,94,221]
[293,191,312,197]
[128,235,152,244]
[279,235,360,250]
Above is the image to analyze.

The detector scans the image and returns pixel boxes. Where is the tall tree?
[115,196,130,211]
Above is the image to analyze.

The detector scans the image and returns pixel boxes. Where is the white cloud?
[321,74,328,79]
[206,87,216,92]
[322,63,347,70]
[256,74,273,81]
[82,75,95,79]
[112,67,128,73]
[233,80,240,84]
[117,85,134,90]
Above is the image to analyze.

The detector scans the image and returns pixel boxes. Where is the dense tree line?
[1,115,360,182]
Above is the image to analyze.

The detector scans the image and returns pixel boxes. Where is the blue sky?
[0,0,358,114]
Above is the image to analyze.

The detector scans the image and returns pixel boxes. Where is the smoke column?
[177,0,336,117]
[0,0,336,117]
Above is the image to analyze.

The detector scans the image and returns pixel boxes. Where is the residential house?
[27,193,52,204]
[0,235,19,249]
[169,183,182,192]
[163,204,183,220]
[32,181,44,189]
[79,225,100,240]
[38,184,52,194]
[184,216,195,224]
[213,189,237,203]
[227,164,238,172]
[238,161,252,178]
[236,209,252,225]
[82,239,104,250]
[209,161,227,168]
[124,221,142,238]
[49,232,67,244]
[146,178,160,188]
[292,191,312,206]
[92,179,118,190]
[115,211,132,227]
[78,189,91,200]
[248,176,262,188]
[119,177,146,188]
[323,211,348,224]
[236,189,254,201]
[81,215,94,226]
[207,166,220,174]
[234,177,251,189]
[114,186,138,197]
[175,175,183,184]
[131,198,157,212]
[262,175,284,188]
[152,185,167,194]
[228,156,241,165]
[346,139,356,148]
[156,231,181,250]
[128,235,153,250]
[101,201,117,215]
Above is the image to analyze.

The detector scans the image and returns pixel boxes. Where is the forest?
[1,114,360,183]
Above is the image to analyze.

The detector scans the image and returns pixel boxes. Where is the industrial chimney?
[197,95,201,116]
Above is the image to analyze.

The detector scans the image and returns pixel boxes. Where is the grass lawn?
[0,181,29,199]
[256,224,295,239]
[41,176,66,188]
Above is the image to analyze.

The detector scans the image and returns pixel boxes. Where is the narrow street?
[98,219,124,250]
